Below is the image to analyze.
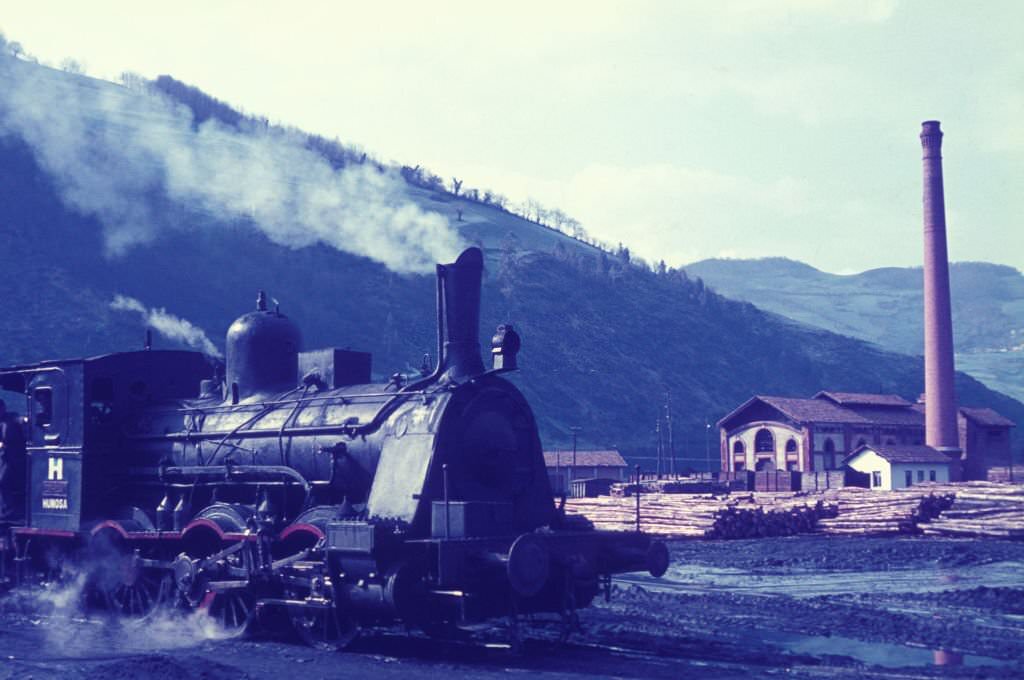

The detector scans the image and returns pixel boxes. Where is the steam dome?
[225,292,301,401]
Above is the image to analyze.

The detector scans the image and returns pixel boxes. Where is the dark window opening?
[872,471,882,487]
[231,382,239,405]
[823,438,837,468]
[917,470,925,482]
[755,429,774,453]
[856,438,867,448]
[785,438,797,453]
[905,470,913,487]
[89,377,115,425]
[733,440,745,454]
[33,388,53,427]
[929,470,936,482]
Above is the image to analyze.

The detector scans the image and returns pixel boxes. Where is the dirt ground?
[1,536,1022,680]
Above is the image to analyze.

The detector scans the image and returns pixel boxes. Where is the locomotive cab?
[0,351,214,532]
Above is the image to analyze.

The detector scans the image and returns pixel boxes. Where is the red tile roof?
[544,450,626,467]
[720,394,1014,434]
[959,407,1016,428]
[845,444,955,465]
[844,406,926,426]
[815,392,912,407]
[757,396,855,424]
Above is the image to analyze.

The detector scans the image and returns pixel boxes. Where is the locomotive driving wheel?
[87,531,170,619]
[104,565,173,619]
[286,580,359,650]
[201,588,256,638]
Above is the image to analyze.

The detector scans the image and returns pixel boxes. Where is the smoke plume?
[111,294,220,356]
[0,56,464,273]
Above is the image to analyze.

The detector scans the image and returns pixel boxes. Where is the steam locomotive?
[0,247,667,648]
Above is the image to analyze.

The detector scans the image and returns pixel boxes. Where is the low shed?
[843,444,953,490]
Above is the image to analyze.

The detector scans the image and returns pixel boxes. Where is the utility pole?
[569,426,581,497]
[705,417,711,478]
[666,395,675,478]
[655,418,663,479]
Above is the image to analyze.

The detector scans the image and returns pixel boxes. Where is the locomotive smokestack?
[437,247,485,382]
[920,120,959,454]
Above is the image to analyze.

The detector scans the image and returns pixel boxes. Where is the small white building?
[843,444,953,490]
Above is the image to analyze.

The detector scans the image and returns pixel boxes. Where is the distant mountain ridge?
[685,257,1024,404]
[1,56,1021,464]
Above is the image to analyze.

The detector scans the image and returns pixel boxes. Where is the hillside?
[685,257,1024,404]
[0,57,1021,465]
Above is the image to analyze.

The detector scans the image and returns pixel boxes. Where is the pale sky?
[2,1,1021,274]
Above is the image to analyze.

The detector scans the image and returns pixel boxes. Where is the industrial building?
[717,392,1014,480]
[718,122,1016,484]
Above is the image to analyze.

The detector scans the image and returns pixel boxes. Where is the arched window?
[856,438,867,448]
[755,428,775,453]
[733,440,745,454]
[823,438,835,453]
[785,438,797,453]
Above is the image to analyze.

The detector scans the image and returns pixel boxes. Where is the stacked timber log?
[565,492,835,539]
[918,482,1024,539]
[813,487,954,536]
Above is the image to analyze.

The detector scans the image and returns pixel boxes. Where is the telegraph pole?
[655,418,663,479]
[705,417,711,477]
[666,395,675,478]
[569,426,581,497]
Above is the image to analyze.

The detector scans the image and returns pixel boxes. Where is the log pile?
[917,482,1024,539]
[566,492,836,539]
[813,487,954,536]
[567,482,1024,540]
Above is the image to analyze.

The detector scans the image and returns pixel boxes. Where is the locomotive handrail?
[148,389,437,417]
[161,464,313,494]
[140,421,389,442]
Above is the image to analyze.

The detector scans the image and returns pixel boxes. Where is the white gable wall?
[847,448,951,490]
[726,422,804,471]
[847,449,893,489]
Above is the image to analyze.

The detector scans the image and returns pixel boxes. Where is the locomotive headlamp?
[491,324,521,372]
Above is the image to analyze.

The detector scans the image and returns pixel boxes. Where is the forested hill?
[0,57,1020,464]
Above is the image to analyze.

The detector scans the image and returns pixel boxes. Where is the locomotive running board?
[255,597,332,610]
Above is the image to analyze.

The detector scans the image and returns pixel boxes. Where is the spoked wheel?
[104,569,173,619]
[86,532,169,619]
[289,599,359,650]
[201,588,256,638]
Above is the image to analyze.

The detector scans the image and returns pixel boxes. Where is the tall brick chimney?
[920,121,959,455]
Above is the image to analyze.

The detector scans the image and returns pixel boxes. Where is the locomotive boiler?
[0,247,668,648]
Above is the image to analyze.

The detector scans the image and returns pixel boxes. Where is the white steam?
[0,56,464,272]
[0,564,247,656]
[111,294,220,356]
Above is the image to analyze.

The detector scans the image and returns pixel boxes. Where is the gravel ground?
[1,536,1022,679]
